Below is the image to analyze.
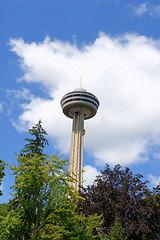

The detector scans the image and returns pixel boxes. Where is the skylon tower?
[61,88,99,191]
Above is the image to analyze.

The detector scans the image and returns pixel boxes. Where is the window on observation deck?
[62,98,99,109]
[62,94,99,106]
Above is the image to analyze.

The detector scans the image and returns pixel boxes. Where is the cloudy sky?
[1,0,160,203]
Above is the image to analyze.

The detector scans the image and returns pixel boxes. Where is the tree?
[79,164,158,239]
[0,160,5,197]
[0,122,101,239]
[20,120,49,157]
[7,154,73,239]
[144,184,160,239]
[106,219,126,240]
[0,203,9,222]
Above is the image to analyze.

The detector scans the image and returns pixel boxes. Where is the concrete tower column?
[61,88,99,191]
[69,112,84,190]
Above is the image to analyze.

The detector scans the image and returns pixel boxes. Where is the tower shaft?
[61,88,99,191]
[69,112,84,191]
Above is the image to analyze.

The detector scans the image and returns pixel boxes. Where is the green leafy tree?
[0,203,9,217]
[0,160,5,197]
[0,122,101,239]
[0,161,8,223]
[106,219,126,240]
[0,203,9,223]
[8,154,73,239]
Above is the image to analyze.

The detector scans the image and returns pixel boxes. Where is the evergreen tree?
[20,120,49,157]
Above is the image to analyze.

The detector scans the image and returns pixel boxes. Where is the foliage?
[144,185,160,239]
[0,203,9,217]
[0,122,102,239]
[0,160,5,197]
[0,203,9,223]
[106,219,126,240]
[0,153,101,239]
[20,120,49,157]
[0,209,23,239]
[80,164,160,239]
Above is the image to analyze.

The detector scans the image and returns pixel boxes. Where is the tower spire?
[80,77,82,89]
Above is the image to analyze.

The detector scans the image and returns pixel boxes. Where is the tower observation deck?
[61,88,99,191]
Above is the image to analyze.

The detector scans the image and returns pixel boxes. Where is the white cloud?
[9,33,160,167]
[150,5,160,17]
[131,3,147,17]
[0,103,2,112]
[83,165,100,187]
[5,88,33,120]
[6,88,32,100]
[129,3,160,18]
[153,153,160,160]
[148,174,160,187]
[0,183,3,193]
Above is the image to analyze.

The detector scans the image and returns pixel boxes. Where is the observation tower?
[61,88,99,191]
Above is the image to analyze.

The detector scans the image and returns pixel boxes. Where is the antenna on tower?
[80,77,82,89]
[80,77,82,88]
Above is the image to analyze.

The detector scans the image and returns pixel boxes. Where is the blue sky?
[1,0,160,203]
